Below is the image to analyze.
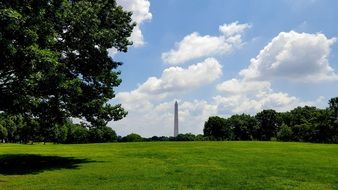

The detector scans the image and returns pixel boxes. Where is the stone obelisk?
[174,101,179,137]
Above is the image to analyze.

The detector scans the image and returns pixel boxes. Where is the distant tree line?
[0,116,117,144]
[0,113,210,144]
[117,133,208,142]
[203,97,338,143]
[1,97,337,144]
[119,97,338,143]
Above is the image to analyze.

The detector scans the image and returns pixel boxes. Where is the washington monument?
[174,101,179,137]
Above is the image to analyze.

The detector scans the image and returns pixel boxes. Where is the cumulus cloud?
[114,57,222,136]
[117,58,222,111]
[215,78,303,114]
[240,31,338,82]
[111,100,218,137]
[161,22,251,65]
[113,30,336,137]
[117,0,152,47]
[214,81,302,114]
[216,79,271,95]
[219,22,251,37]
[215,31,337,115]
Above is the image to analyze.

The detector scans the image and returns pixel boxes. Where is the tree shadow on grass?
[0,154,95,175]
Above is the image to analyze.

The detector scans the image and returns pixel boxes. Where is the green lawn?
[0,141,337,190]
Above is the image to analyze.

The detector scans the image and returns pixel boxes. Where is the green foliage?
[175,133,197,141]
[255,109,279,141]
[328,97,338,141]
[277,124,293,141]
[329,97,338,115]
[103,126,117,142]
[143,134,206,142]
[0,124,7,141]
[0,0,134,135]
[204,116,233,140]
[88,126,117,143]
[0,114,117,144]
[314,109,337,143]
[52,124,69,144]
[123,133,143,142]
[291,123,314,142]
[203,96,338,143]
[0,114,27,143]
[66,123,89,144]
[287,106,321,126]
[148,136,170,141]
[18,117,39,143]
[194,134,206,141]
[228,114,257,140]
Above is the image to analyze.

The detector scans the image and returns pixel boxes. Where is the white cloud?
[112,30,336,137]
[162,22,251,65]
[117,58,222,111]
[214,90,326,116]
[219,21,251,37]
[216,78,271,94]
[140,58,222,94]
[240,31,338,82]
[215,31,337,115]
[117,0,152,47]
[214,79,302,114]
[114,58,222,137]
[111,99,218,137]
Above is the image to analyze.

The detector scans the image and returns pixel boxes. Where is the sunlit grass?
[0,141,337,190]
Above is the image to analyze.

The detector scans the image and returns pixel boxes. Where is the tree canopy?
[0,1,134,132]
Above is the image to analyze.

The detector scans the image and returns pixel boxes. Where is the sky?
[110,0,338,137]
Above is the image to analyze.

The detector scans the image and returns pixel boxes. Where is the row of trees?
[118,133,207,142]
[0,115,117,144]
[204,97,338,143]
[118,133,252,142]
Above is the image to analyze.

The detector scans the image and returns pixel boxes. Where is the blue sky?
[111,0,338,137]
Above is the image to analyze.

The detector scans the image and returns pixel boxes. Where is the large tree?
[328,97,338,142]
[228,114,257,140]
[255,109,279,141]
[204,116,233,140]
[0,1,134,129]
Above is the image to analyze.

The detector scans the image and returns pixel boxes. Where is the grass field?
[0,141,337,190]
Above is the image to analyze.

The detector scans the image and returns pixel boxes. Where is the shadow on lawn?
[0,154,94,175]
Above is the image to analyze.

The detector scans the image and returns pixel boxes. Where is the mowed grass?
[0,142,337,190]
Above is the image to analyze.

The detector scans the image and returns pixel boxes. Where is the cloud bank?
[117,58,222,111]
[112,29,336,137]
[215,31,337,116]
